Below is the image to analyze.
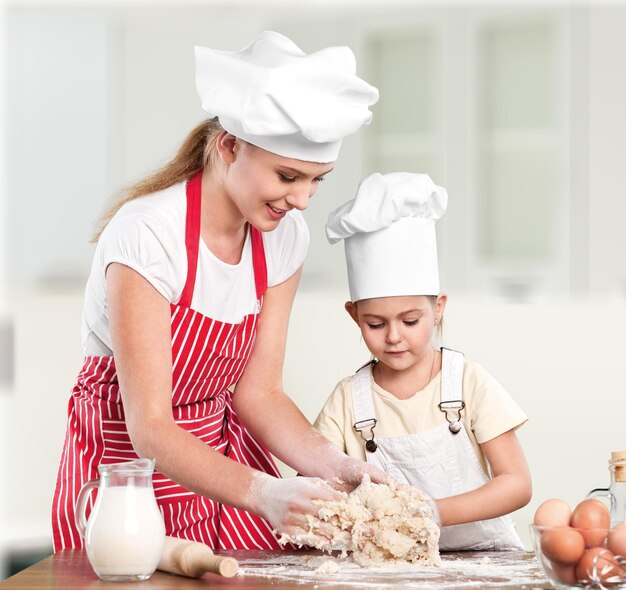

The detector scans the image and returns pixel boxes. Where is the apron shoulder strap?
[441,347,465,403]
[352,363,376,424]
[179,170,203,309]
[351,364,378,452]
[250,227,268,302]
[439,347,466,434]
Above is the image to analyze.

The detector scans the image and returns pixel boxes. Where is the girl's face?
[346,295,447,372]
[220,135,334,231]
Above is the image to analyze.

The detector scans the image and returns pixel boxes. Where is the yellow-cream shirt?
[314,358,528,477]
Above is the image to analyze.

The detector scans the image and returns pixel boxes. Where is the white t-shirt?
[314,359,528,476]
[82,181,309,356]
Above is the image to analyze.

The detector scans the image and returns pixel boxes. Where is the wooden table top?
[0,549,552,589]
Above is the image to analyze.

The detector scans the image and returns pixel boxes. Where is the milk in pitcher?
[86,486,165,578]
[75,458,166,581]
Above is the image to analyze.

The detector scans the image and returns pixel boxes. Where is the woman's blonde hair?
[92,118,223,242]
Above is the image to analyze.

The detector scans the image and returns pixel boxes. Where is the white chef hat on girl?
[326,172,448,301]
[194,31,379,163]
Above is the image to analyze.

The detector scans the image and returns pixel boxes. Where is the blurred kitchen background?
[1,0,626,579]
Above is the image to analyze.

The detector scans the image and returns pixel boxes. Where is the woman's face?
[222,137,334,231]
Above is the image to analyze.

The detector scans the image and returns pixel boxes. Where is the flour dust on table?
[236,551,549,589]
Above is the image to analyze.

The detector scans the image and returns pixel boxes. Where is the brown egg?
[550,561,577,585]
[575,547,624,584]
[570,499,610,547]
[534,498,572,527]
[541,527,585,564]
[608,523,626,557]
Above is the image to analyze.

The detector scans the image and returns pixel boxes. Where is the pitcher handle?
[75,479,99,539]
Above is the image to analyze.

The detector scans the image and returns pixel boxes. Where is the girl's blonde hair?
[92,118,223,242]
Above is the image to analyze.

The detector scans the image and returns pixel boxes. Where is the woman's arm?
[106,263,337,533]
[435,429,532,527]
[233,267,385,488]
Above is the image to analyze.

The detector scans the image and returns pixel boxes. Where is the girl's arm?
[435,429,532,526]
[107,262,338,535]
[233,266,386,489]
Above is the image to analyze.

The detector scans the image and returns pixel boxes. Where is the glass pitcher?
[586,451,626,527]
[75,458,166,581]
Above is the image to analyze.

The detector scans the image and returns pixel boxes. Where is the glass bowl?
[529,524,626,589]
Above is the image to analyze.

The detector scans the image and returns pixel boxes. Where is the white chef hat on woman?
[194,31,379,163]
[326,172,448,301]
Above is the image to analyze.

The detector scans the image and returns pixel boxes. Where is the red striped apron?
[52,171,283,552]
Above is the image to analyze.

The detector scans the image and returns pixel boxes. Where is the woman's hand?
[250,474,341,537]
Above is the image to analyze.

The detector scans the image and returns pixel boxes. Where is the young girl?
[315,172,532,551]
[52,31,385,552]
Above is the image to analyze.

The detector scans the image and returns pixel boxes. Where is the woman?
[52,31,383,552]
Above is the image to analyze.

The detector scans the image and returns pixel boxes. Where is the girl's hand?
[250,473,341,537]
[330,456,390,492]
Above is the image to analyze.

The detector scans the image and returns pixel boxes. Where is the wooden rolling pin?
[158,536,239,578]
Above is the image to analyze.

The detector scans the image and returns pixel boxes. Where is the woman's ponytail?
[92,118,222,242]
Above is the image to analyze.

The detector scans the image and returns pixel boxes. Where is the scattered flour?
[314,559,341,574]
[236,550,549,588]
[278,475,440,567]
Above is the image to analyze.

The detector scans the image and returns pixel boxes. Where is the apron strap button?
[449,421,462,434]
[365,439,378,453]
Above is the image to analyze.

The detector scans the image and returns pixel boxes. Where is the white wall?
[5,8,109,287]
[3,290,84,550]
[589,6,626,297]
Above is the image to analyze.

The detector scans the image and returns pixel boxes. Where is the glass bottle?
[587,451,626,527]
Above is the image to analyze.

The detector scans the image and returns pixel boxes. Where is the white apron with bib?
[352,348,523,551]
